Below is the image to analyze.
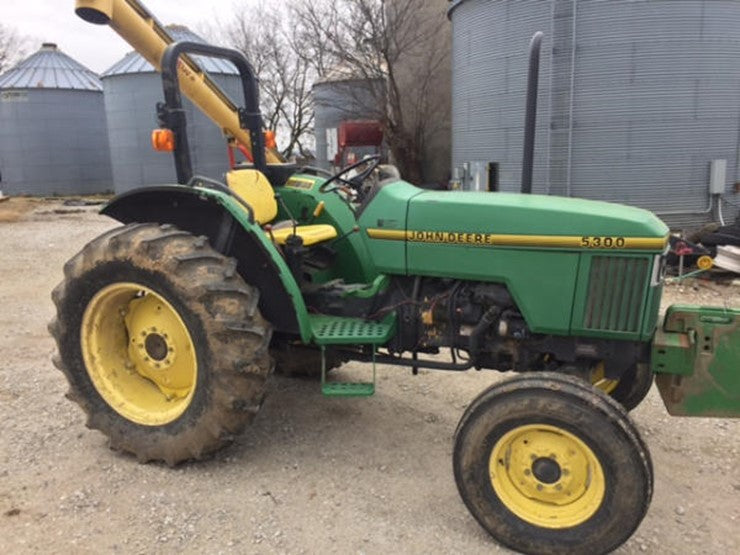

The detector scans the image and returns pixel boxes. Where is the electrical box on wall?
[709,159,726,195]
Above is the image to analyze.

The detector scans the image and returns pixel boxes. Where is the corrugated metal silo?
[102,25,243,193]
[449,0,740,227]
[0,43,112,196]
[313,69,385,169]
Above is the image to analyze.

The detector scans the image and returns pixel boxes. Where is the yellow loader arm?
[75,0,284,164]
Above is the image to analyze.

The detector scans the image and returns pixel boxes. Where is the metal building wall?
[313,79,385,170]
[450,0,740,228]
[0,89,113,196]
[450,0,553,193]
[103,72,243,193]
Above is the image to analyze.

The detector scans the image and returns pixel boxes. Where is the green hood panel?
[407,190,669,240]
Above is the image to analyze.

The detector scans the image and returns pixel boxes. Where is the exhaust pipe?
[521,31,544,194]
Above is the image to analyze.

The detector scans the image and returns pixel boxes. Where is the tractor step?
[309,313,396,345]
[309,314,394,397]
[321,381,375,397]
[320,345,377,397]
[321,346,375,397]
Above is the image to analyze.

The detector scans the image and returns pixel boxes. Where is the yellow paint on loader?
[75,0,284,164]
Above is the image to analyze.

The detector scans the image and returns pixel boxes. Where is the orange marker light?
[151,129,175,152]
[264,130,277,150]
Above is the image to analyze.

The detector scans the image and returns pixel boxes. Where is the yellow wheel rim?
[697,255,713,271]
[81,282,197,426]
[489,424,606,529]
[590,362,619,395]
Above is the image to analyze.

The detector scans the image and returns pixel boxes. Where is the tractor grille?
[582,256,649,333]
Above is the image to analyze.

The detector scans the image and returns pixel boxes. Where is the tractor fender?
[101,185,311,341]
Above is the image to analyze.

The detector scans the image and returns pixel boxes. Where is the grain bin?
[0,43,112,196]
[313,67,385,170]
[102,25,243,193]
[449,0,740,228]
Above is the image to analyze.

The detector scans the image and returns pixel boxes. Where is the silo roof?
[314,60,387,86]
[0,43,102,91]
[447,0,468,18]
[102,25,238,77]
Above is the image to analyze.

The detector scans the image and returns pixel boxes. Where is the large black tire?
[454,373,653,555]
[608,362,654,411]
[49,223,273,465]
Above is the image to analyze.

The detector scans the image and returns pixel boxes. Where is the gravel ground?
[0,199,738,554]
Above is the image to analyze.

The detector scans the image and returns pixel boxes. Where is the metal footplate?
[309,314,396,397]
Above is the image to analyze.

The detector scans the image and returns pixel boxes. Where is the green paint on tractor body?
[101,171,736,416]
[279,177,668,341]
[653,305,740,417]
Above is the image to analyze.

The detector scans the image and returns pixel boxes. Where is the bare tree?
[0,23,29,74]
[213,2,316,160]
[291,0,450,184]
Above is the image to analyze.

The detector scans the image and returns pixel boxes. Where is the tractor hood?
[405,189,669,245]
[360,182,669,253]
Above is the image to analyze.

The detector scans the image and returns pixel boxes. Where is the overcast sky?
[1,0,255,73]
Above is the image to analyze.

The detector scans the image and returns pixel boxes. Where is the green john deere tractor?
[51,2,740,554]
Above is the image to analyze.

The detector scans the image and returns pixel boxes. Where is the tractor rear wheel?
[454,373,652,555]
[49,223,273,465]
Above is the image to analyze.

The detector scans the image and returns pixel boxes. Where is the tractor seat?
[270,225,336,246]
[225,169,337,246]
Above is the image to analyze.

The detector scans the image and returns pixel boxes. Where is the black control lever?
[330,226,360,246]
[274,193,298,236]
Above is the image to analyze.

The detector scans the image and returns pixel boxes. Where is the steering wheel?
[319,155,381,197]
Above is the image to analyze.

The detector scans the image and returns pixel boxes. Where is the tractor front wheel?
[49,223,273,465]
[453,373,653,555]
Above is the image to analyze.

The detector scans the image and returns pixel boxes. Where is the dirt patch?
[0,203,738,554]
[0,198,39,223]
